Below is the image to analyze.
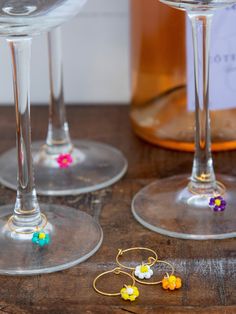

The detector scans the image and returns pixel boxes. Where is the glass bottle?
[130,0,236,151]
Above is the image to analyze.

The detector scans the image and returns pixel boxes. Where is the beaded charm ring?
[57,153,73,168]
[93,267,139,301]
[32,228,50,247]
[7,213,50,247]
[188,177,227,212]
[115,247,182,289]
[208,195,227,212]
[132,260,175,285]
[116,247,158,281]
[161,273,182,290]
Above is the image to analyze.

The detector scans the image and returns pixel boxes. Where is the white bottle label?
[187,6,236,111]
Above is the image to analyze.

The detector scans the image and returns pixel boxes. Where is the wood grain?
[0,105,235,314]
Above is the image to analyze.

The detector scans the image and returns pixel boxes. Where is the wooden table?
[0,105,235,314]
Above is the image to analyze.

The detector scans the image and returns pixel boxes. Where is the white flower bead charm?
[134,264,154,280]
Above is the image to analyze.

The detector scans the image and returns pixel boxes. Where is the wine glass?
[132,0,236,239]
[0,0,103,275]
[0,26,128,196]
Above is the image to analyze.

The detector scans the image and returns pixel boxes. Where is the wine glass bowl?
[0,0,87,36]
[160,0,236,11]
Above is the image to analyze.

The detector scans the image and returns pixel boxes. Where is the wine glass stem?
[46,27,72,154]
[189,13,217,194]
[8,38,41,227]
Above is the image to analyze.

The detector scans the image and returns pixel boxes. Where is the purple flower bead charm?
[209,196,226,212]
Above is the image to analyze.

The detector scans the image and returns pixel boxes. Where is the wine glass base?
[0,140,128,196]
[0,203,103,275]
[132,174,236,240]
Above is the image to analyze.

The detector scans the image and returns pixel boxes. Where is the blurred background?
[0,0,130,105]
[1,0,236,153]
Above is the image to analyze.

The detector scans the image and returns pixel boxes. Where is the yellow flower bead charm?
[120,285,139,301]
[162,274,182,291]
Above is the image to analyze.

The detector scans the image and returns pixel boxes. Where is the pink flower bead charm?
[57,153,73,168]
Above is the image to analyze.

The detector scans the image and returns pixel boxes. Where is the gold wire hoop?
[188,180,226,197]
[93,267,135,297]
[116,247,158,271]
[15,208,37,214]
[132,260,175,285]
[7,213,48,234]
[41,144,74,155]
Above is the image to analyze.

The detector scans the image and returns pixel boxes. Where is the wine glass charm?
[7,213,51,247]
[209,195,227,212]
[93,267,140,302]
[116,247,158,281]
